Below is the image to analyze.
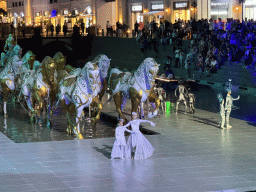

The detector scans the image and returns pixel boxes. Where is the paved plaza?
[0,91,256,192]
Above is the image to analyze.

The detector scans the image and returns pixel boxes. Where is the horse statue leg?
[60,98,75,135]
[147,88,160,118]
[129,87,142,120]
[113,92,127,123]
[98,79,107,101]
[90,96,103,127]
[75,105,84,139]
[33,91,44,125]
[1,80,13,117]
[1,85,11,117]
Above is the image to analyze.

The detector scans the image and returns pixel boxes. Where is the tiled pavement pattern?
[1,94,256,192]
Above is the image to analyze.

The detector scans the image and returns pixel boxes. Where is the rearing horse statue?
[0,45,23,116]
[92,54,111,101]
[108,57,160,123]
[18,51,41,116]
[32,56,57,127]
[58,61,102,137]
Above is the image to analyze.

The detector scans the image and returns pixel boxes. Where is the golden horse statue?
[18,51,42,117]
[108,57,160,123]
[0,45,23,116]
[32,56,57,127]
[57,61,102,137]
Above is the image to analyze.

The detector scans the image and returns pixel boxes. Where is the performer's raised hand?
[150,122,155,127]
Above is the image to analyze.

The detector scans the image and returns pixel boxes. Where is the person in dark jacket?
[63,23,68,37]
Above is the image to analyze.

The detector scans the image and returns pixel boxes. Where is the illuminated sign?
[44,12,48,16]
[211,3,228,6]
[211,11,228,15]
[132,5,143,12]
[75,10,78,15]
[151,4,164,10]
[36,12,40,17]
[173,1,189,9]
[64,9,68,15]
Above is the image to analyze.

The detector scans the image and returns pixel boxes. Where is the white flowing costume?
[111,126,133,159]
[124,120,155,160]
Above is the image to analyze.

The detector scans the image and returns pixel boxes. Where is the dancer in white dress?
[111,119,134,159]
[124,112,155,160]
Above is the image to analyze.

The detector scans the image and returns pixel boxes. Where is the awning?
[141,11,164,15]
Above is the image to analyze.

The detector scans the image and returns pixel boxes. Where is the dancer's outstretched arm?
[138,120,155,127]
[124,128,134,133]
[123,121,131,128]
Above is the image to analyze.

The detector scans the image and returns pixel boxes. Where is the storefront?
[210,0,228,21]
[35,12,42,26]
[142,3,164,25]
[172,1,190,23]
[244,0,256,21]
[131,4,143,30]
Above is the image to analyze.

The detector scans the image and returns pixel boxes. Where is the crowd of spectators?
[135,17,256,77]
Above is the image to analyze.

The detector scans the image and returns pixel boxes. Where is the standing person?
[22,23,26,37]
[225,90,240,129]
[122,22,128,37]
[106,21,111,36]
[134,20,139,37]
[63,22,68,37]
[81,21,85,36]
[124,112,155,160]
[217,93,225,129]
[179,49,184,68]
[46,23,50,37]
[185,55,191,77]
[175,47,180,68]
[187,88,195,114]
[10,22,14,36]
[111,119,134,159]
[50,23,54,37]
[175,80,188,114]
[56,23,60,37]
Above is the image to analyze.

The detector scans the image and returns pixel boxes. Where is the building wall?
[0,0,7,11]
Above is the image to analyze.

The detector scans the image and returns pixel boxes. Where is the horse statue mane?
[41,56,57,84]
[133,57,159,94]
[0,45,23,78]
[93,54,111,81]
[78,61,101,97]
[53,52,66,72]
[21,51,35,71]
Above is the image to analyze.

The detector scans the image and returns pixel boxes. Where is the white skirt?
[111,140,131,159]
[127,132,155,160]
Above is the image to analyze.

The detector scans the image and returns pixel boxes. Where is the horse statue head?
[41,56,57,84]
[12,45,22,58]
[80,61,101,97]
[135,58,160,90]
[33,61,41,70]
[22,50,36,70]
[93,54,111,81]
[53,52,66,72]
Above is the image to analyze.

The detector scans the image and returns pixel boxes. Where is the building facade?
[5,0,256,33]
[6,0,125,32]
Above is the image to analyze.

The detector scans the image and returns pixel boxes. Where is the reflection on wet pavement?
[166,84,256,124]
[0,98,116,143]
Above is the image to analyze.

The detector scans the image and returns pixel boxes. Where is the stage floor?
[0,90,256,191]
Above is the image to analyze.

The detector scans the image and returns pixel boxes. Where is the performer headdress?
[217,93,223,103]
[225,79,232,92]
